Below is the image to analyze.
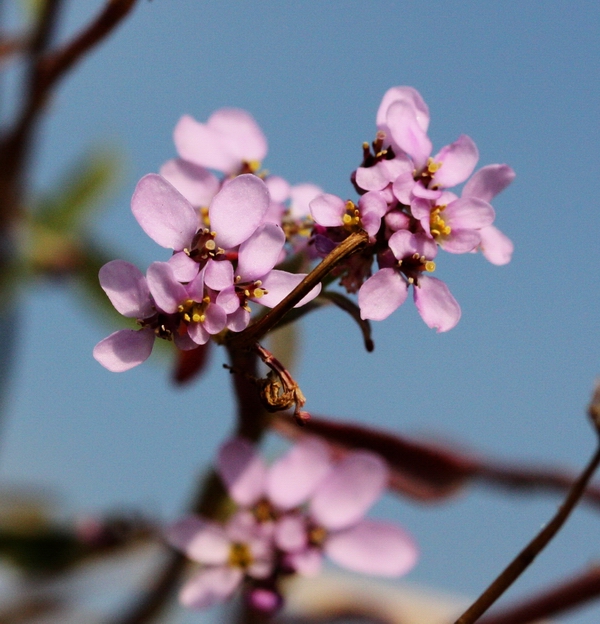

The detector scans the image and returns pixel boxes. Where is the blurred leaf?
[35,147,121,232]
[173,342,212,385]
[265,319,300,375]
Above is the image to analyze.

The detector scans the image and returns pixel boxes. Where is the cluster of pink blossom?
[309,86,514,332]
[93,110,322,372]
[167,438,417,614]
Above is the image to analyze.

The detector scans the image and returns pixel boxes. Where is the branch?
[478,565,600,624]
[453,443,600,624]
[228,230,370,349]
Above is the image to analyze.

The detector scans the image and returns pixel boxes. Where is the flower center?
[416,157,443,188]
[177,297,210,324]
[430,204,451,240]
[308,526,327,547]
[398,252,436,285]
[234,277,269,312]
[188,229,224,265]
[341,200,361,231]
[228,542,253,569]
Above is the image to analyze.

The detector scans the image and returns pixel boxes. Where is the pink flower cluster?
[94,110,322,372]
[167,438,417,614]
[310,86,515,332]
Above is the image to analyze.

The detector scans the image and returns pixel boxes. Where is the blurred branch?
[273,415,600,508]
[478,565,600,624]
[453,389,600,624]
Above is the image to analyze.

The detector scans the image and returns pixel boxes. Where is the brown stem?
[478,565,600,624]
[1,0,138,194]
[228,230,370,349]
[453,443,600,624]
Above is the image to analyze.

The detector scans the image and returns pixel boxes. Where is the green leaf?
[35,147,122,232]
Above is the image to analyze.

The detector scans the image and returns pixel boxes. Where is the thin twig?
[453,442,600,624]
[229,230,370,349]
[478,565,600,624]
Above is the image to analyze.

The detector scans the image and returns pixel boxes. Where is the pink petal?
[445,197,495,229]
[267,438,332,510]
[167,252,200,283]
[217,438,267,507]
[216,285,240,314]
[265,176,291,203]
[392,171,416,205]
[99,260,153,318]
[376,86,430,133]
[93,328,154,372]
[388,230,437,262]
[201,302,227,335]
[159,158,219,207]
[325,520,418,577]
[309,193,345,227]
[227,307,250,332]
[274,514,308,552]
[166,516,229,564]
[310,452,388,531]
[209,174,270,249]
[180,567,243,610]
[441,229,481,254]
[257,270,321,308]
[358,268,408,321]
[479,225,514,265]
[146,262,187,314]
[131,174,199,250]
[386,101,432,171]
[289,183,323,219]
[187,320,210,345]
[413,275,461,332]
[204,259,234,291]
[462,164,515,202]
[207,108,268,168]
[237,223,286,282]
[433,135,479,188]
[286,547,323,577]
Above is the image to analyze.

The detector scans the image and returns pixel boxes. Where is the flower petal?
[202,302,227,335]
[159,158,219,207]
[209,174,270,249]
[462,164,515,202]
[386,101,432,171]
[309,194,346,227]
[377,86,430,133]
[433,135,479,188]
[325,520,418,576]
[445,197,495,230]
[310,452,388,530]
[204,259,234,291]
[167,252,200,283]
[237,223,285,282]
[166,516,230,564]
[289,183,323,219]
[93,328,154,372]
[479,225,514,265]
[131,174,199,250]
[267,438,332,510]
[358,268,408,321]
[217,438,267,506]
[413,275,461,332]
[257,270,321,308]
[179,567,243,610]
[99,260,153,318]
[146,262,187,314]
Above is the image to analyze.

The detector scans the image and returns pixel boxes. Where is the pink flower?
[166,512,274,610]
[358,230,460,332]
[173,108,268,175]
[462,164,515,265]
[217,438,418,578]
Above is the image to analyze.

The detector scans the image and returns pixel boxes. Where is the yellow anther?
[408,277,414,284]
[425,260,436,272]
[192,313,201,323]
[205,240,216,251]
[342,214,353,225]
[177,304,184,313]
[362,141,370,149]
[183,313,191,322]
[235,275,242,283]
[247,160,261,172]
[427,158,442,173]
[203,296,210,304]
[228,542,253,569]
[244,289,250,297]
[254,288,265,298]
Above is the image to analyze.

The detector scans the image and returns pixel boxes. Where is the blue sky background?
[1,1,600,622]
